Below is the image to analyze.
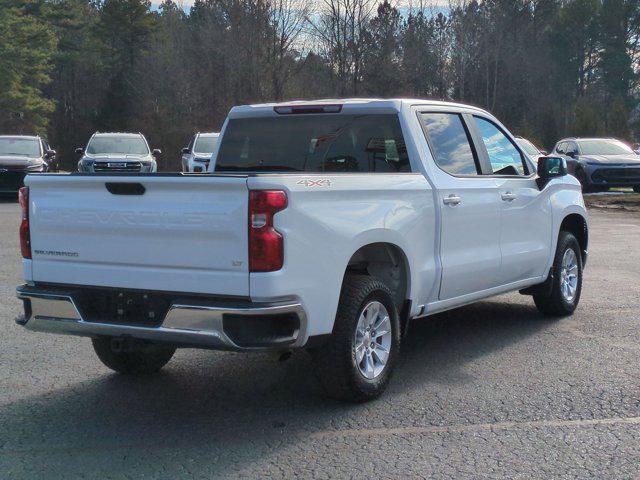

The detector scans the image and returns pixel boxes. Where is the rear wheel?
[534,231,583,316]
[634,186,640,194]
[92,337,176,374]
[309,275,400,402]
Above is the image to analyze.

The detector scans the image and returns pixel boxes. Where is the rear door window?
[215,114,410,173]
[419,113,480,175]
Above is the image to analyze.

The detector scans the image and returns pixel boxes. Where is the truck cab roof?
[229,98,492,119]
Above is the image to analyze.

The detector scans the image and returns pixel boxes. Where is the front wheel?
[92,337,176,374]
[633,185,640,194]
[534,231,583,316]
[575,169,594,193]
[309,275,400,402]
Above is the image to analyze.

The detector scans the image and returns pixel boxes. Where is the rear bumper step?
[16,285,307,351]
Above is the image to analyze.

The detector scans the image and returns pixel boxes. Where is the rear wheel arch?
[343,243,410,312]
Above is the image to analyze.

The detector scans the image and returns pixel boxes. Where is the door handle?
[443,194,462,206]
[501,192,517,201]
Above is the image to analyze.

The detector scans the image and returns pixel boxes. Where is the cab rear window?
[215,114,410,173]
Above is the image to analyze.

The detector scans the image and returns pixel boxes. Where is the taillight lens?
[19,186,31,259]
[249,190,287,272]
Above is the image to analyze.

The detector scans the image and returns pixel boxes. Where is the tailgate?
[26,174,250,296]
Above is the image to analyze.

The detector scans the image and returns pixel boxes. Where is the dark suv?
[0,135,57,195]
[553,137,640,192]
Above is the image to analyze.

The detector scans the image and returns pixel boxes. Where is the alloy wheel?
[353,301,392,379]
[560,248,579,303]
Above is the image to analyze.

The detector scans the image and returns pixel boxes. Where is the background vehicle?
[77,133,159,173]
[17,99,588,401]
[552,137,640,193]
[181,132,219,172]
[0,135,56,195]
[515,136,546,165]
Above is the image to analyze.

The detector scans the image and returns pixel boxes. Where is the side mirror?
[540,149,548,156]
[536,156,567,189]
[181,147,190,154]
[45,149,56,159]
[153,149,162,156]
[75,147,84,155]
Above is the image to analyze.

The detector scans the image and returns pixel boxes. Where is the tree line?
[1,0,639,171]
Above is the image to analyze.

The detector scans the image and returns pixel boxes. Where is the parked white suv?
[16,99,588,401]
[181,132,219,172]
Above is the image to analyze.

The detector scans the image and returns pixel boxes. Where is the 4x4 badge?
[296,179,331,187]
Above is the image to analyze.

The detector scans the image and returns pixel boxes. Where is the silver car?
[77,132,159,173]
[181,132,219,173]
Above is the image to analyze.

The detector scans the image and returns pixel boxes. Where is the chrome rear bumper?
[16,285,307,351]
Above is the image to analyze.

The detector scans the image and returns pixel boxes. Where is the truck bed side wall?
[247,174,437,338]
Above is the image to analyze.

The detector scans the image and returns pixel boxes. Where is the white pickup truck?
[16,99,588,401]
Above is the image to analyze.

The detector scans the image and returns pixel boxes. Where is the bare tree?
[266,0,312,100]
[310,0,377,95]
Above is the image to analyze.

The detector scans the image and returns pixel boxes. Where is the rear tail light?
[249,190,287,272]
[19,187,31,259]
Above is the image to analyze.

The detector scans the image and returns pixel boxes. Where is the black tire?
[533,231,583,317]
[92,337,176,374]
[633,186,640,194]
[309,275,400,402]
[575,168,594,193]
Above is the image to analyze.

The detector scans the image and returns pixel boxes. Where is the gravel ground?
[0,198,639,479]
[583,191,640,212]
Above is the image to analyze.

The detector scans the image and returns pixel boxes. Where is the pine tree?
[96,0,154,130]
[361,1,402,96]
[46,0,103,167]
[0,0,57,134]
[599,0,635,105]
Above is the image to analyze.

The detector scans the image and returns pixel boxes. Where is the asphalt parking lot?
[1,198,639,479]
